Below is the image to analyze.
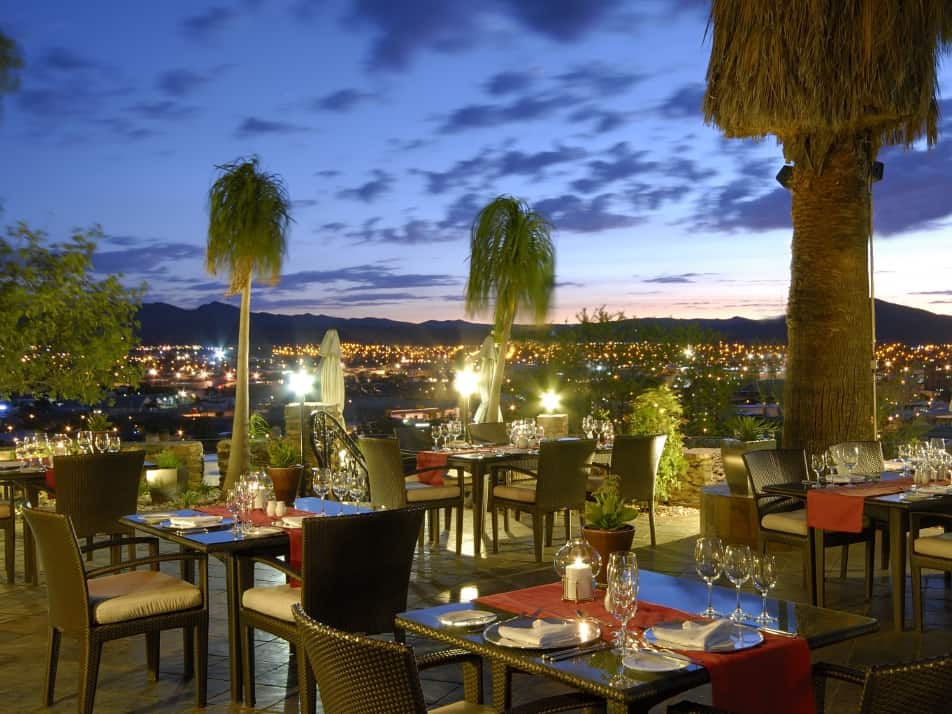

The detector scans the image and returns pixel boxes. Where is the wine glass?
[809,452,827,483]
[722,544,752,622]
[695,536,723,618]
[751,554,778,624]
[312,467,331,516]
[331,469,349,515]
[432,424,445,451]
[843,445,859,477]
[605,552,639,656]
[225,488,242,535]
[108,433,121,453]
[348,467,365,506]
[76,430,92,454]
[94,432,110,453]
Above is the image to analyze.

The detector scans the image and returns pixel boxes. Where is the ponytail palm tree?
[465,196,555,422]
[207,157,291,490]
[704,1,951,455]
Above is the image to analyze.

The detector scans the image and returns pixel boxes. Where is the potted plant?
[582,475,638,583]
[267,437,302,505]
[720,416,776,496]
[146,449,184,504]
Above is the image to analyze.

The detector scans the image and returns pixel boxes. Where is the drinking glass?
[225,488,242,535]
[750,554,778,624]
[312,467,331,516]
[331,469,349,514]
[348,467,365,505]
[108,434,121,453]
[432,425,445,451]
[843,445,859,476]
[94,432,110,453]
[722,544,752,622]
[605,552,639,656]
[76,431,92,454]
[695,536,723,618]
[810,452,827,483]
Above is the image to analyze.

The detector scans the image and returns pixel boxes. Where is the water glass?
[750,554,778,624]
[331,469,349,514]
[722,544,752,622]
[606,552,639,656]
[695,536,723,618]
[312,467,331,516]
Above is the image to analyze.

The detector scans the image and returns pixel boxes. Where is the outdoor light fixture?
[540,390,561,413]
[454,367,479,440]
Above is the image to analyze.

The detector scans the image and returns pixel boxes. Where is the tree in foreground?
[206,157,291,491]
[0,223,143,403]
[704,1,951,455]
[465,196,555,422]
[0,30,23,109]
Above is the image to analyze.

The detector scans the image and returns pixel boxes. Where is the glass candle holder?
[554,538,601,602]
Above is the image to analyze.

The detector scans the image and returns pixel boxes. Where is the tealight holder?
[553,537,601,602]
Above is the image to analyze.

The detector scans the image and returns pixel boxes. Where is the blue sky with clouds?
[1,0,951,323]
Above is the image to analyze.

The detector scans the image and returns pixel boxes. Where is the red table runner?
[476,582,814,714]
[416,452,449,486]
[806,478,912,533]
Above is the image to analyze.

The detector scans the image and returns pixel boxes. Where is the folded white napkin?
[497,618,580,648]
[0,460,25,470]
[167,515,223,528]
[651,619,735,651]
[918,484,951,495]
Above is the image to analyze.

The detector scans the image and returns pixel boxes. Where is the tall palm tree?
[207,157,291,490]
[704,2,951,455]
[465,196,555,422]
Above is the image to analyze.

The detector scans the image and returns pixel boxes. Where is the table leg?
[889,509,908,632]
[24,486,40,585]
[490,661,511,712]
[222,553,245,702]
[814,528,825,608]
[469,464,485,558]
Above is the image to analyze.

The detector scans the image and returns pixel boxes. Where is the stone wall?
[666,447,725,508]
[140,440,205,490]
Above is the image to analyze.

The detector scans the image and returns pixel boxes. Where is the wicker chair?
[360,435,465,553]
[743,449,874,606]
[469,421,508,444]
[23,507,208,713]
[292,605,604,714]
[1,480,15,582]
[587,434,666,546]
[668,654,952,714]
[910,509,952,631]
[830,440,890,567]
[489,439,596,562]
[239,506,473,712]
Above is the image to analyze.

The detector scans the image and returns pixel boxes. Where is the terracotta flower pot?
[582,524,636,584]
[267,466,303,505]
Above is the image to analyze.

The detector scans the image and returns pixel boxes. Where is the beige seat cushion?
[431,701,495,713]
[407,485,461,502]
[0,503,10,519]
[761,509,808,536]
[242,584,299,622]
[88,571,202,625]
[914,533,952,560]
[492,484,537,504]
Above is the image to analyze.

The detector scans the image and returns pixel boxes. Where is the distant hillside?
[135,299,952,346]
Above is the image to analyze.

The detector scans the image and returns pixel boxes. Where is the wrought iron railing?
[309,409,367,477]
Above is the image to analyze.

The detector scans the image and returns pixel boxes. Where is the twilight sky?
[1,1,951,324]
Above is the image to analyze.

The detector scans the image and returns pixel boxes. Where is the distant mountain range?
[135,299,952,346]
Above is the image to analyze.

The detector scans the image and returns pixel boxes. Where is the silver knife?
[542,642,612,662]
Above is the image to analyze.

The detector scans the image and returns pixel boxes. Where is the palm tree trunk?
[487,322,511,422]
[782,142,875,456]
[224,277,252,491]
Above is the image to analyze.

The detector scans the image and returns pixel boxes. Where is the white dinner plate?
[280,516,306,528]
[0,460,26,470]
[438,610,497,627]
[141,512,176,524]
[623,650,691,672]
[242,526,283,537]
[645,624,764,652]
[483,618,600,650]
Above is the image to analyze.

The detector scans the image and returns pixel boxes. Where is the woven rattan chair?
[743,449,874,606]
[489,439,596,562]
[668,654,952,714]
[910,509,952,631]
[830,440,890,567]
[1,481,14,582]
[23,507,208,713]
[360,435,465,553]
[469,421,508,444]
[587,434,666,546]
[239,506,472,712]
[292,605,604,714]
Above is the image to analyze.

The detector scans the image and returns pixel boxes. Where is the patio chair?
[360,435,465,553]
[910,509,952,631]
[743,449,874,606]
[1,481,14,582]
[830,440,889,568]
[469,421,508,444]
[489,439,596,562]
[23,507,208,713]
[292,605,603,714]
[587,434,666,546]
[668,654,952,714]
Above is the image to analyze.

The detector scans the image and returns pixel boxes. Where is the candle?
[563,557,594,601]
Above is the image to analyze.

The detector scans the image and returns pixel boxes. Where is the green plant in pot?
[582,475,638,584]
[86,412,112,433]
[146,449,184,504]
[267,437,302,505]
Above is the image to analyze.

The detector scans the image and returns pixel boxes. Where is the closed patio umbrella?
[473,334,502,423]
[319,329,345,422]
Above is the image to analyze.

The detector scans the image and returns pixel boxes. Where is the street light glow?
[454,366,479,397]
[287,369,315,398]
[540,390,561,413]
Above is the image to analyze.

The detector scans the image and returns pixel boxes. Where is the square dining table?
[396,569,877,714]
[0,464,49,583]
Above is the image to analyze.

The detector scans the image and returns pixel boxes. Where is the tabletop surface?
[763,471,952,510]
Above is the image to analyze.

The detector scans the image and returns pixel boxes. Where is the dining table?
[0,463,49,583]
[396,569,877,714]
[763,472,952,630]
[119,497,367,703]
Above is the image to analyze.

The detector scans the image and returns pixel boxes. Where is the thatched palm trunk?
[225,278,252,491]
[487,323,511,421]
[782,144,875,455]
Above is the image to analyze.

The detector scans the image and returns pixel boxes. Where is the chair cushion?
[88,570,202,625]
[431,701,495,714]
[586,476,605,492]
[914,533,952,560]
[0,503,10,519]
[407,485,461,502]
[761,509,808,536]
[492,484,537,504]
[241,584,300,622]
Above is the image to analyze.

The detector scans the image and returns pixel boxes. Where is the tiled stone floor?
[1,505,950,713]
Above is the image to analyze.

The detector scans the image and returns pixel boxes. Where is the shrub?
[584,475,638,530]
[267,437,299,468]
[625,385,686,500]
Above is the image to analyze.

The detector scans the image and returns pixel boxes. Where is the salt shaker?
[275,501,287,518]
[265,500,277,518]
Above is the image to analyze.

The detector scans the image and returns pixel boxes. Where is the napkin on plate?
[167,515,223,529]
[497,618,580,647]
[651,619,735,651]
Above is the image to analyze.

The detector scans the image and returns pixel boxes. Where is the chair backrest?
[721,439,775,496]
[293,605,426,714]
[392,425,433,452]
[468,421,508,444]
[610,434,667,502]
[535,439,596,510]
[743,448,808,517]
[53,452,146,539]
[22,507,90,634]
[300,506,425,636]
[830,441,885,474]
[358,437,409,509]
[857,654,952,714]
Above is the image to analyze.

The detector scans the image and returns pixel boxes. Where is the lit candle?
[563,557,594,601]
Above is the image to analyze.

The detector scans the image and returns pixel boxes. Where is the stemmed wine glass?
[94,432,110,453]
[843,445,859,477]
[722,544,752,622]
[107,433,121,453]
[432,425,445,451]
[810,452,828,484]
[750,554,778,624]
[331,469,349,515]
[312,467,331,516]
[605,552,639,656]
[348,466,365,506]
[76,431,92,454]
[695,536,723,618]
